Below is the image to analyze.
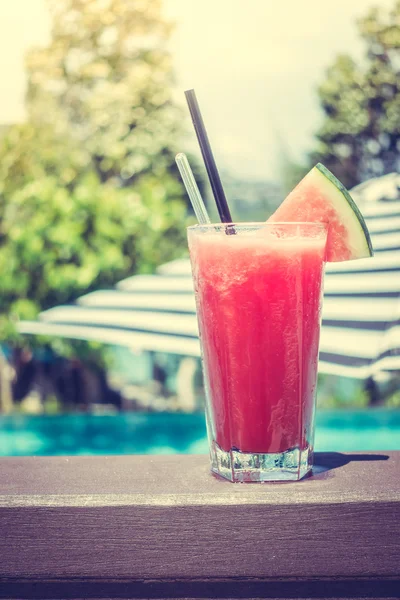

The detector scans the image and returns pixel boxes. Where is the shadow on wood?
[313,451,389,474]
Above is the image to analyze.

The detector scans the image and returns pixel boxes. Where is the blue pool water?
[0,410,399,456]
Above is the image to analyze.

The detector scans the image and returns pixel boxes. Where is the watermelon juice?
[188,222,328,482]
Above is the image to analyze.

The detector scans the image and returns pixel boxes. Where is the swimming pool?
[0,409,399,456]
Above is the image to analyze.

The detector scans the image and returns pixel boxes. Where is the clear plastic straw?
[175,153,211,225]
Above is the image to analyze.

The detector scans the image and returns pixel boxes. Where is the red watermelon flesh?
[268,163,373,262]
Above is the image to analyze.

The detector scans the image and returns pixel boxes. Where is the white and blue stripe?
[18,174,400,380]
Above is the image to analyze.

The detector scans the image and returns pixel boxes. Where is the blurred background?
[0,0,399,456]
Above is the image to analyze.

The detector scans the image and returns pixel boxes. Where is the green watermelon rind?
[314,163,374,259]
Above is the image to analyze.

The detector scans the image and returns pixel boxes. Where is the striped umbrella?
[18,173,400,381]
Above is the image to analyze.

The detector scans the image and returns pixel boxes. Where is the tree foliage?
[312,0,400,188]
[0,0,189,344]
[25,0,183,185]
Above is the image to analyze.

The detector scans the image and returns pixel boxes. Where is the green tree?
[0,0,189,341]
[26,0,184,185]
[312,1,400,188]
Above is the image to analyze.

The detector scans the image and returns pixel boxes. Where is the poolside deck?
[0,452,399,599]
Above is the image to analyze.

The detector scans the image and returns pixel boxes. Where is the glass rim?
[187,221,329,231]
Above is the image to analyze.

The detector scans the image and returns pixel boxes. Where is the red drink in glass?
[188,222,327,482]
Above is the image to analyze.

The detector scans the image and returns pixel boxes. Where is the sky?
[0,0,394,180]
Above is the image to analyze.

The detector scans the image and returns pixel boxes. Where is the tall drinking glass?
[188,222,328,482]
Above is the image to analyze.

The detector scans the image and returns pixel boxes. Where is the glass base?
[210,441,313,482]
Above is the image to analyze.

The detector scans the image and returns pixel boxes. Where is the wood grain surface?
[0,452,398,599]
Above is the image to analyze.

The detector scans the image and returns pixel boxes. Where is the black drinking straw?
[185,89,233,223]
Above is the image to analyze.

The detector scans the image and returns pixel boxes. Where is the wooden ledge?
[0,452,399,599]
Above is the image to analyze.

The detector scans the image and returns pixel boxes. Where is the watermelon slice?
[269,163,373,262]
